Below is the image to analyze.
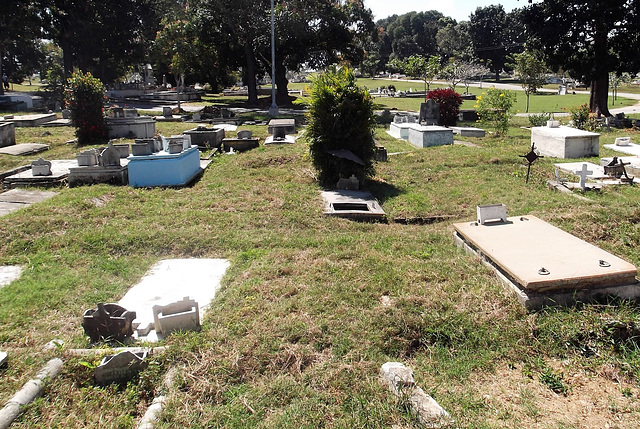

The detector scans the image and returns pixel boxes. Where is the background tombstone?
[418,99,440,125]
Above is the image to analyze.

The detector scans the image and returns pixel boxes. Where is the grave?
[30,158,52,176]
[68,142,129,187]
[94,350,148,385]
[418,99,439,125]
[82,303,137,342]
[0,143,50,156]
[118,259,230,341]
[183,125,225,149]
[42,118,71,128]
[601,156,640,177]
[0,189,58,216]
[105,108,156,139]
[531,126,599,158]
[0,123,15,148]
[321,190,386,221]
[2,160,75,188]
[604,141,640,157]
[267,118,295,135]
[222,130,259,152]
[453,214,640,310]
[0,265,23,289]
[554,161,637,186]
[265,124,295,145]
[127,146,201,187]
[450,126,486,138]
[387,122,413,140]
[407,125,453,148]
[0,113,57,127]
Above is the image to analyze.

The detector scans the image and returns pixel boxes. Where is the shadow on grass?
[366,179,404,204]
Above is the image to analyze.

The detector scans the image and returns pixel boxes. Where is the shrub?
[528,112,551,127]
[569,103,589,130]
[64,71,107,145]
[306,66,376,188]
[474,87,517,135]
[427,88,463,126]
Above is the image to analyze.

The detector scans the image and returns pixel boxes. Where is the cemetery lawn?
[2,115,640,427]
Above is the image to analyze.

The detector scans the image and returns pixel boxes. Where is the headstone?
[418,99,440,125]
[237,130,252,139]
[162,107,172,117]
[61,109,70,119]
[31,158,52,176]
[192,112,201,121]
[100,142,121,167]
[615,137,631,146]
[574,163,593,191]
[77,149,99,166]
[0,122,15,148]
[94,350,148,384]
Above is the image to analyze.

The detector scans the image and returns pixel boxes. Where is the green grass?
[1,108,640,427]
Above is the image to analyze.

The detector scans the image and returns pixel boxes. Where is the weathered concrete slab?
[0,143,50,156]
[604,142,640,156]
[450,126,486,137]
[388,123,413,140]
[2,160,75,187]
[321,190,386,220]
[0,266,23,289]
[453,215,637,293]
[268,118,295,134]
[118,258,230,341]
[42,118,71,127]
[264,135,296,145]
[0,123,15,148]
[554,162,608,179]
[532,126,599,158]
[0,113,57,127]
[407,125,454,148]
[0,189,58,204]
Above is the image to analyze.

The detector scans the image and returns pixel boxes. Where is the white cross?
[574,163,593,190]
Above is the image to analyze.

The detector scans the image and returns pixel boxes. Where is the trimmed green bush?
[306,67,376,188]
[427,88,463,126]
[474,87,517,135]
[64,71,107,145]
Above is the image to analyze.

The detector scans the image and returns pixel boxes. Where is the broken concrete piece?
[82,303,136,342]
[152,296,200,335]
[380,362,451,427]
[476,204,507,225]
[94,350,148,384]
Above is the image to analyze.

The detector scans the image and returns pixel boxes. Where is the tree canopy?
[523,0,640,116]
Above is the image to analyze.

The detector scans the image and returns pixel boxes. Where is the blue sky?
[364,0,531,22]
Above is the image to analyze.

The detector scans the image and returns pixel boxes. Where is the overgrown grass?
[1,113,640,427]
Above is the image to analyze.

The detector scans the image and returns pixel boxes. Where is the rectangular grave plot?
[453,216,638,293]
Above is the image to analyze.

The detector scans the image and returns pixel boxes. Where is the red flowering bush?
[64,71,107,145]
[427,88,463,126]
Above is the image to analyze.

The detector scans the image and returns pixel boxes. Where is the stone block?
[407,125,453,148]
[183,126,225,149]
[388,122,412,139]
[476,204,507,224]
[450,126,485,138]
[0,122,15,148]
[128,146,201,187]
[152,296,200,335]
[531,126,599,159]
[268,118,295,134]
[95,350,148,384]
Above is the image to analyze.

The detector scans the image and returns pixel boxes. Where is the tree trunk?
[589,75,610,117]
[275,60,288,99]
[61,37,74,80]
[244,42,258,106]
[0,53,4,96]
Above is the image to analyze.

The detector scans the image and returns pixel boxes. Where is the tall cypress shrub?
[306,67,376,188]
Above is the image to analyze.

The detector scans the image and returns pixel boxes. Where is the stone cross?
[574,163,593,191]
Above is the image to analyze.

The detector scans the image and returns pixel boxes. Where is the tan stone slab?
[453,215,637,292]
[0,189,58,204]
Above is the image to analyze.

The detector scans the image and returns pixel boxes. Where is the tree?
[469,5,524,80]
[523,0,640,116]
[404,55,441,99]
[379,11,448,61]
[436,21,473,61]
[306,67,376,188]
[510,49,547,113]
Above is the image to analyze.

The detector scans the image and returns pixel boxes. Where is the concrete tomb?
[105,108,156,139]
[387,122,413,140]
[0,113,57,127]
[69,142,129,187]
[531,126,599,158]
[454,213,640,310]
[450,126,486,138]
[267,118,295,135]
[0,123,15,148]
[407,125,454,148]
[222,130,259,152]
[321,190,386,221]
[2,160,75,188]
[127,146,201,187]
[183,125,225,149]
[95,350,148,385]
[418,99,439,125]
